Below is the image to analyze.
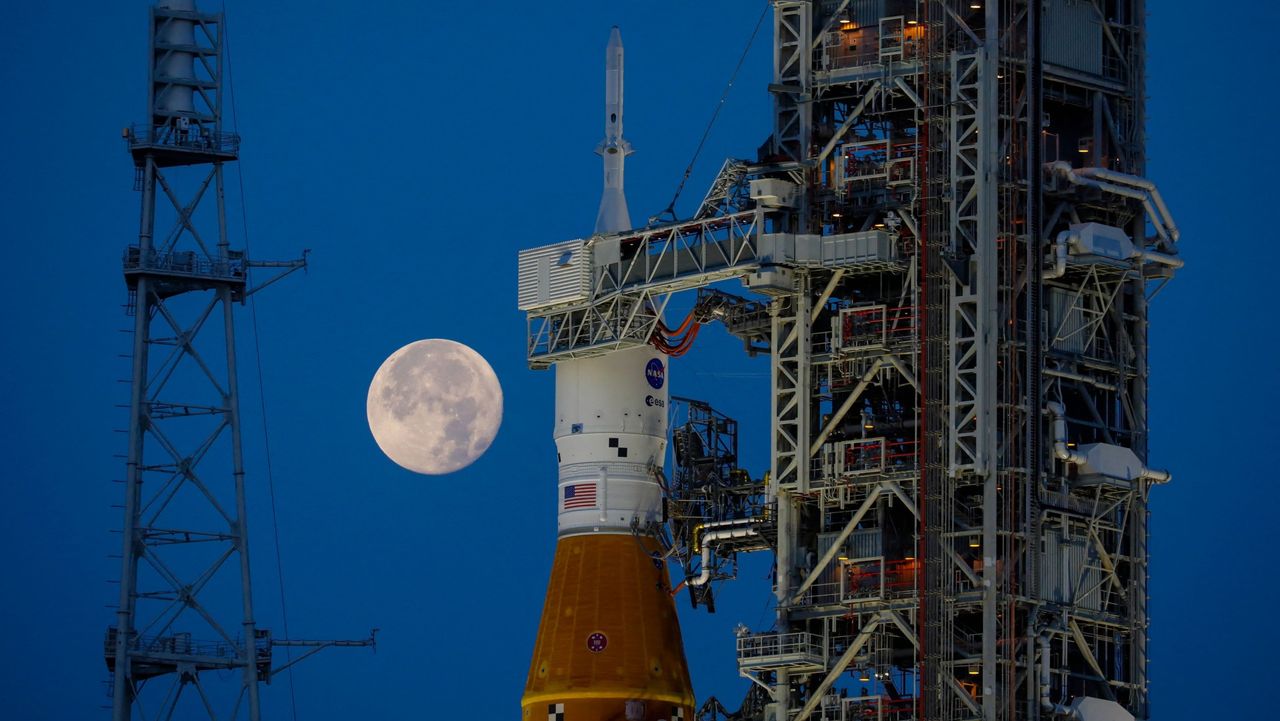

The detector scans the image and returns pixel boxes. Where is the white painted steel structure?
[518,4,1180,721]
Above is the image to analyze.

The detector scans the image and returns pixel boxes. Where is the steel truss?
[106,6,366,721]
[517,3,1176,721]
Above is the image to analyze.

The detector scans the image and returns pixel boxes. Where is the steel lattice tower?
[107,2,306,719]
[518,2,1180,721]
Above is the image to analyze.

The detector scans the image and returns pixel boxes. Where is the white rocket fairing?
[594,26,633,235]
[523,27,695,721]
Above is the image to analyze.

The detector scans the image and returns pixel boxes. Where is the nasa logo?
[645,395,665,408]
[645,358,665,390]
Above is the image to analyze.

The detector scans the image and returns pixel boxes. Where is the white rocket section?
[594,26,634,235]
[554,346,668,536]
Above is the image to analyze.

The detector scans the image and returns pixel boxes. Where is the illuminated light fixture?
[837,554,849,562]
[859,668,871,682]
[874,222,886,228]
[968,536,980,548]
[907,19,919,24]
[832,211,843,217]
[904,555,915,561]
[864,422,875,430]
[970,3,982,8]
[968,666,980,676]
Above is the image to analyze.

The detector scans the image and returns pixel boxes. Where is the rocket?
[522,28,696,721]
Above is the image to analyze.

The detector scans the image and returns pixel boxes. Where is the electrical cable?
[223,11,300,721]
[653,1,769,223]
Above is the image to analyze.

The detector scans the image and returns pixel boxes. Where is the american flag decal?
[563,482,597,510]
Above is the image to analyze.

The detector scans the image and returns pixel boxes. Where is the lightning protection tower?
[105,2,320,719]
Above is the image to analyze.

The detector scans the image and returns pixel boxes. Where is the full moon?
[366,339,503,475]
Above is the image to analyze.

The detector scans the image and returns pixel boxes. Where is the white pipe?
[1075,167,1180,245]
[689,526,758,587]
[1139,250,1184,269]
[1045,229,1071,279]
[1140,466,1172,485]
[1046,402,1172,484]
[1046,401,1085,465]
[1048,163,1179,251]
[1039,633,1053,712]
[1044,367,1117,392]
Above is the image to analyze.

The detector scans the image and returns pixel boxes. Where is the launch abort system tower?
[519,2,1180,721]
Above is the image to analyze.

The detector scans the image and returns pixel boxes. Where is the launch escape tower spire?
[519,2,1180,721]
[106,3,371,720]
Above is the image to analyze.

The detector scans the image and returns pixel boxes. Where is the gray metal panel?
[516,239,590,311]
[1044,0,1102,76]
[1049,287,1087,354]
[1040,531,1101,611]
[847,0,886,27]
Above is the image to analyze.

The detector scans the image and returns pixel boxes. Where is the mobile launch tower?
[106,2,369,720]
[518,2,1179,721]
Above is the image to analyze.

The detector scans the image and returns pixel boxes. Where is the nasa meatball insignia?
[645,358,665,389]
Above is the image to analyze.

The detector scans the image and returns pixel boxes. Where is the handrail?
[123,246,247,282]
[127,123,240,155]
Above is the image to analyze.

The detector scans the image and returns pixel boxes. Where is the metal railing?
[128,122,240,155]
[123,246,247,282]
[104,627,268,661]
[737,631,823,664]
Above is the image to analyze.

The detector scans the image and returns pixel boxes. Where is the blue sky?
[1,1,1276,719]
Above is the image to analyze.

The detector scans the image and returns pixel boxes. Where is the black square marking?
[608,437,619,448]
[618,447,628,458]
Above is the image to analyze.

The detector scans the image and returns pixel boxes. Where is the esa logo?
[645,395,665,408]
[645,358,665,390]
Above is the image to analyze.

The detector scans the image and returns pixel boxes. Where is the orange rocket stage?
[522,535,694,721]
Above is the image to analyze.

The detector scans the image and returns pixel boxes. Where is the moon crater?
[367,339,503,475]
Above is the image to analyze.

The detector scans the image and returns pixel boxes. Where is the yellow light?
[907,19,919,25]
[864,423,875,430]
[968,537,980,549]
[1077,147,1089,153]
[859,668,871,682]
[968,666,980,675]
[970,3,982,8]
[832,212,843,218]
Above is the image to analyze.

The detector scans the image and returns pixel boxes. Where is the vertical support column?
[1130,0,1151,710]
[223,283,261,721]
[977,3,1000,718]
[770,276,812,493]
[1130,282,1150,720]
[771,1,812,163]
[112,156,157,721]
[768,272,810,720]
[1025,0,1046,717]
